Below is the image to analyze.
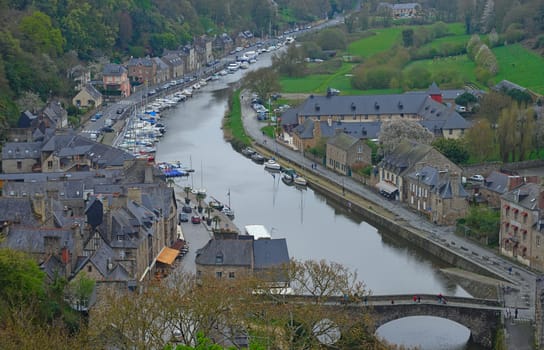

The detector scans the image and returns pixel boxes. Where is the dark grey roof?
[326,132,359,150]
[83,84,102,100]
[494,80,526,92]
[379,139,432,175]
[280,108,299,126]
[427,82,441,95]
[483,171,511,194]
[153,57,169,70]
[2,142,42,159]
[293,119,315,139]
[502,182,542,211]
[195,239,253,266]
[127,57,154,67]
[406,165,468,199]
[0,198,39,225]
[253,238,289,269]
[161,53,184,67]
[4,226,74,254]
[441,89,466,100]
[89,243,116,277]
[40,255,66,281]
[103,63,127,76]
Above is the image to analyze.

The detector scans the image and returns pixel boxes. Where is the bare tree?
[242,67,281,103]
[379,119,434,154]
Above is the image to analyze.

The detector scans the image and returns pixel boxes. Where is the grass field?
[493,44,544,94]
[347,27,403,58]
[403,55,477,83]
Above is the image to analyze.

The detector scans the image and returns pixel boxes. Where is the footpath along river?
[155,55,483,349]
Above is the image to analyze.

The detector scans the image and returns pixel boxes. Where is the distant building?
[127,57,157,86]
[102,64,131,98]
[72,84,103,109]
[378,2,421,18]
[68,64,91,91]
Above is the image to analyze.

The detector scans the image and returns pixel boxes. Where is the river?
[154,56,482,350]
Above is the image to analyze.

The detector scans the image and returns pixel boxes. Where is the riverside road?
[241,94,538,349]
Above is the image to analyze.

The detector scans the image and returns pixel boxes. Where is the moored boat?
[264,159,281,171]
[294,176,307,187]
[251,153,265,164]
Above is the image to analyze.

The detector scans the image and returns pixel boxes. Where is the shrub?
[503,23,526,44]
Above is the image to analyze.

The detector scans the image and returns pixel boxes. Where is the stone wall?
[308,182,509,282]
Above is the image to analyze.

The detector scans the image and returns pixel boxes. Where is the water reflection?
[376,316,478,350]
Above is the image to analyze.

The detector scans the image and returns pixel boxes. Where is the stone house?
[127,57,157,86]
[102,63,131,98]
[195,236,289,286]
[326,132,371,176]
[182,45,197,74]
[161,53,185,80]
[213,33,234,54]
[500,182,544,271]
[72,84,103,109]
[1,142,42,173]
[404,165,468,225]
[153,57,170,84]
[42,101,68,129]
[480,171,538,208]
[378,2,421,18]
[377,139,462,202]
[194,36,213,66]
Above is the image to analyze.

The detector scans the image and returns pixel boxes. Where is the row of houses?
[72,31,258,109]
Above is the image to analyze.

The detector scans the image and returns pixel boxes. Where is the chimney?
[508,176,523,190]
[144,163,154,184]
[450,172,460,196]
[31,193,46,224]
[127,187,142,205]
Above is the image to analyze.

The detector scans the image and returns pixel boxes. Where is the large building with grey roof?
[282,84,471,151]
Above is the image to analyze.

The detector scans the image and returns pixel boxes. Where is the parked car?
[191,215,201,224]
[182,205,192,213]
[179,213,189,223]
[469,174,484,182]
[101,126,114,133]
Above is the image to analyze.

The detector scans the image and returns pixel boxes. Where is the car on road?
[182,205,192,213]
[101,126,115,133]
[179,213,189,223]
[191,215,201,224]
[469,174,484,182]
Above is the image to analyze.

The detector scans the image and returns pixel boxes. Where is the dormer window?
[215,254,223,264]
[351,102,356,111]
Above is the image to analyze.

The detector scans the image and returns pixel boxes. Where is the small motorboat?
[264,159,281,171]
[294,176,307,187]
[242,147,256,157]
[282,173,294,186]
[251,153,265,164]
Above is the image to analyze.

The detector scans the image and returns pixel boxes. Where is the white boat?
[264,159,281,171]
[182,89,193,97]
[192,83,201,90]
[199,79,207,86]
[240,62,249,69]
[294,176,307,187]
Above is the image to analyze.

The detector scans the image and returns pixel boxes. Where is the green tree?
[455,92,478,107]
[432,138,469,164]
[272,45,306,77]
[464,119,496,162]
[317,28,346,50]
[0,248,45,307]
[19,11,64,57]
[243,67,280,105]
[402,29,414,47]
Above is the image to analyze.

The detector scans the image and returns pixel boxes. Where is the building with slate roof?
[405,165,468,225]
[283,85,471,152]
[326,132,371,175]
[378,2,421,18]
[1,141,42,173]
[153,57,170,84]
[127,57,157,85]
[161,53,185,80]
[377,139,462,203]
[479,171,539,208]
[0,157,178,289]
[102,63,131,98]
[500,182,544,271]
[72,84,103,109]
[196,235,290,286]
[42,101,68,129]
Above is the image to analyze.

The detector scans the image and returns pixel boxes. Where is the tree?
[242,67,280,105]
[402,29,414,47]
[0,248,45,307]
[432,138,469,164]
[379,120,434,154]
[272,45,307,78]
[497,105,535,162]
[65,272,95,311]
[19,11,64,57]
[476,91,512,125]
[317,28,346,50]
[455,92,477,107]
[463,119,495,162]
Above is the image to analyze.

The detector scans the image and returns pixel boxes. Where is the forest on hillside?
[0,0,542,127]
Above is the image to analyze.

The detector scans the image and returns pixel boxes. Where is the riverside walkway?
[240,94,538,349]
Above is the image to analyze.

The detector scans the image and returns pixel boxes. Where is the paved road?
[240,93,538,348]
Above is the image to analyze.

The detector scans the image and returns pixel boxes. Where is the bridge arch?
[368,302,501,349]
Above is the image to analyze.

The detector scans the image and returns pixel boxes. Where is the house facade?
[480,171,538,208]
[72,84,103,109]
[326,132,371,175]
[127,57,157,86]
[102,64,131,98]
[377,140,462,203]
[500,183,544,271]
[161,53,185,80]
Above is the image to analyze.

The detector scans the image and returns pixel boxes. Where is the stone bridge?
[283,294,503,349]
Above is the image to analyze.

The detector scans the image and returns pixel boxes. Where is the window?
[229,272,235,279]
[538,236,541,247]
[16,161,22,169]
[215,254,223,264]
[448,129,453,135]
[47,160,53,169]
[197,270,202,277]
[216,271,222,279]
[87,265,92,272]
